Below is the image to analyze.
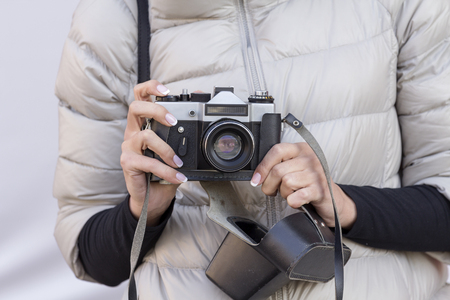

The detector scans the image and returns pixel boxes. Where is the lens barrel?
[202,120,255,172]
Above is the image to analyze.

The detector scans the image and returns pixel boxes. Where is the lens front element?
[214,134,242,160]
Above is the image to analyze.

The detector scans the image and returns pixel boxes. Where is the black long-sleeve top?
[78,184,450,286]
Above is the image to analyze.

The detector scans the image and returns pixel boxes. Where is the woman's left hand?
[251,142,357,229]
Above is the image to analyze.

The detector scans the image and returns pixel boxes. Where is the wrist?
[128,183,179,226]
[129,196,165,227]
[338,189,357,230]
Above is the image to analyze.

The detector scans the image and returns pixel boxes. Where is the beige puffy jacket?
[54,0,450,299]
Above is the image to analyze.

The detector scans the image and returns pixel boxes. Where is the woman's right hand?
[120,80,187,226]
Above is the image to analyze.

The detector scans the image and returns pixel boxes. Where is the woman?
[54,0,450,299]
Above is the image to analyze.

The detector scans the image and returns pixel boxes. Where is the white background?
[0,1,448,300]
[0,1,126,299]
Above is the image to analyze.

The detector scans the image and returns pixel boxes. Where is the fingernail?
[176,172,188,183]
[157,84,170,95]
[250,172,261,187]
[173,155,183,168]
[165,113,178,126]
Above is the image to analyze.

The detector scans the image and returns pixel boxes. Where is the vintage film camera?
[146,87,281,181]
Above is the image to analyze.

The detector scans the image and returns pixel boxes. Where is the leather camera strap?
[282,113,345,300]
[128,174,151,300]
[128,0,150,299]
[136,0,150,83]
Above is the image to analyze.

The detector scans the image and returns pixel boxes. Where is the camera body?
[147,87,281,181]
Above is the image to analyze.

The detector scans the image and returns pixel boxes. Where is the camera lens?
[202,120,255,172]
[214,134,242,160]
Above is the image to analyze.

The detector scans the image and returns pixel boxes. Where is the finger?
[122,129,183,169]
[277,171,305,199]
[278,170,322,200]
[250,143,302,186]
[285,184,324,208]
[125,101,178,140]
[121,151,187,184]
[133,80,170,101]
[129,155,187,184]
[260,159,303,196]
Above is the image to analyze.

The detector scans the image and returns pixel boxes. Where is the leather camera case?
[206,205,352,300]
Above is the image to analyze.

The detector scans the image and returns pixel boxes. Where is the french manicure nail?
[173,155,183,168]
[157,84,170,95]
[176,173,188,183]
[165,113,178,126]
[250,172,261,187]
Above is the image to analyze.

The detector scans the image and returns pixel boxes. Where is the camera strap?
[282,113,345,300]
[128,0,150,299]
